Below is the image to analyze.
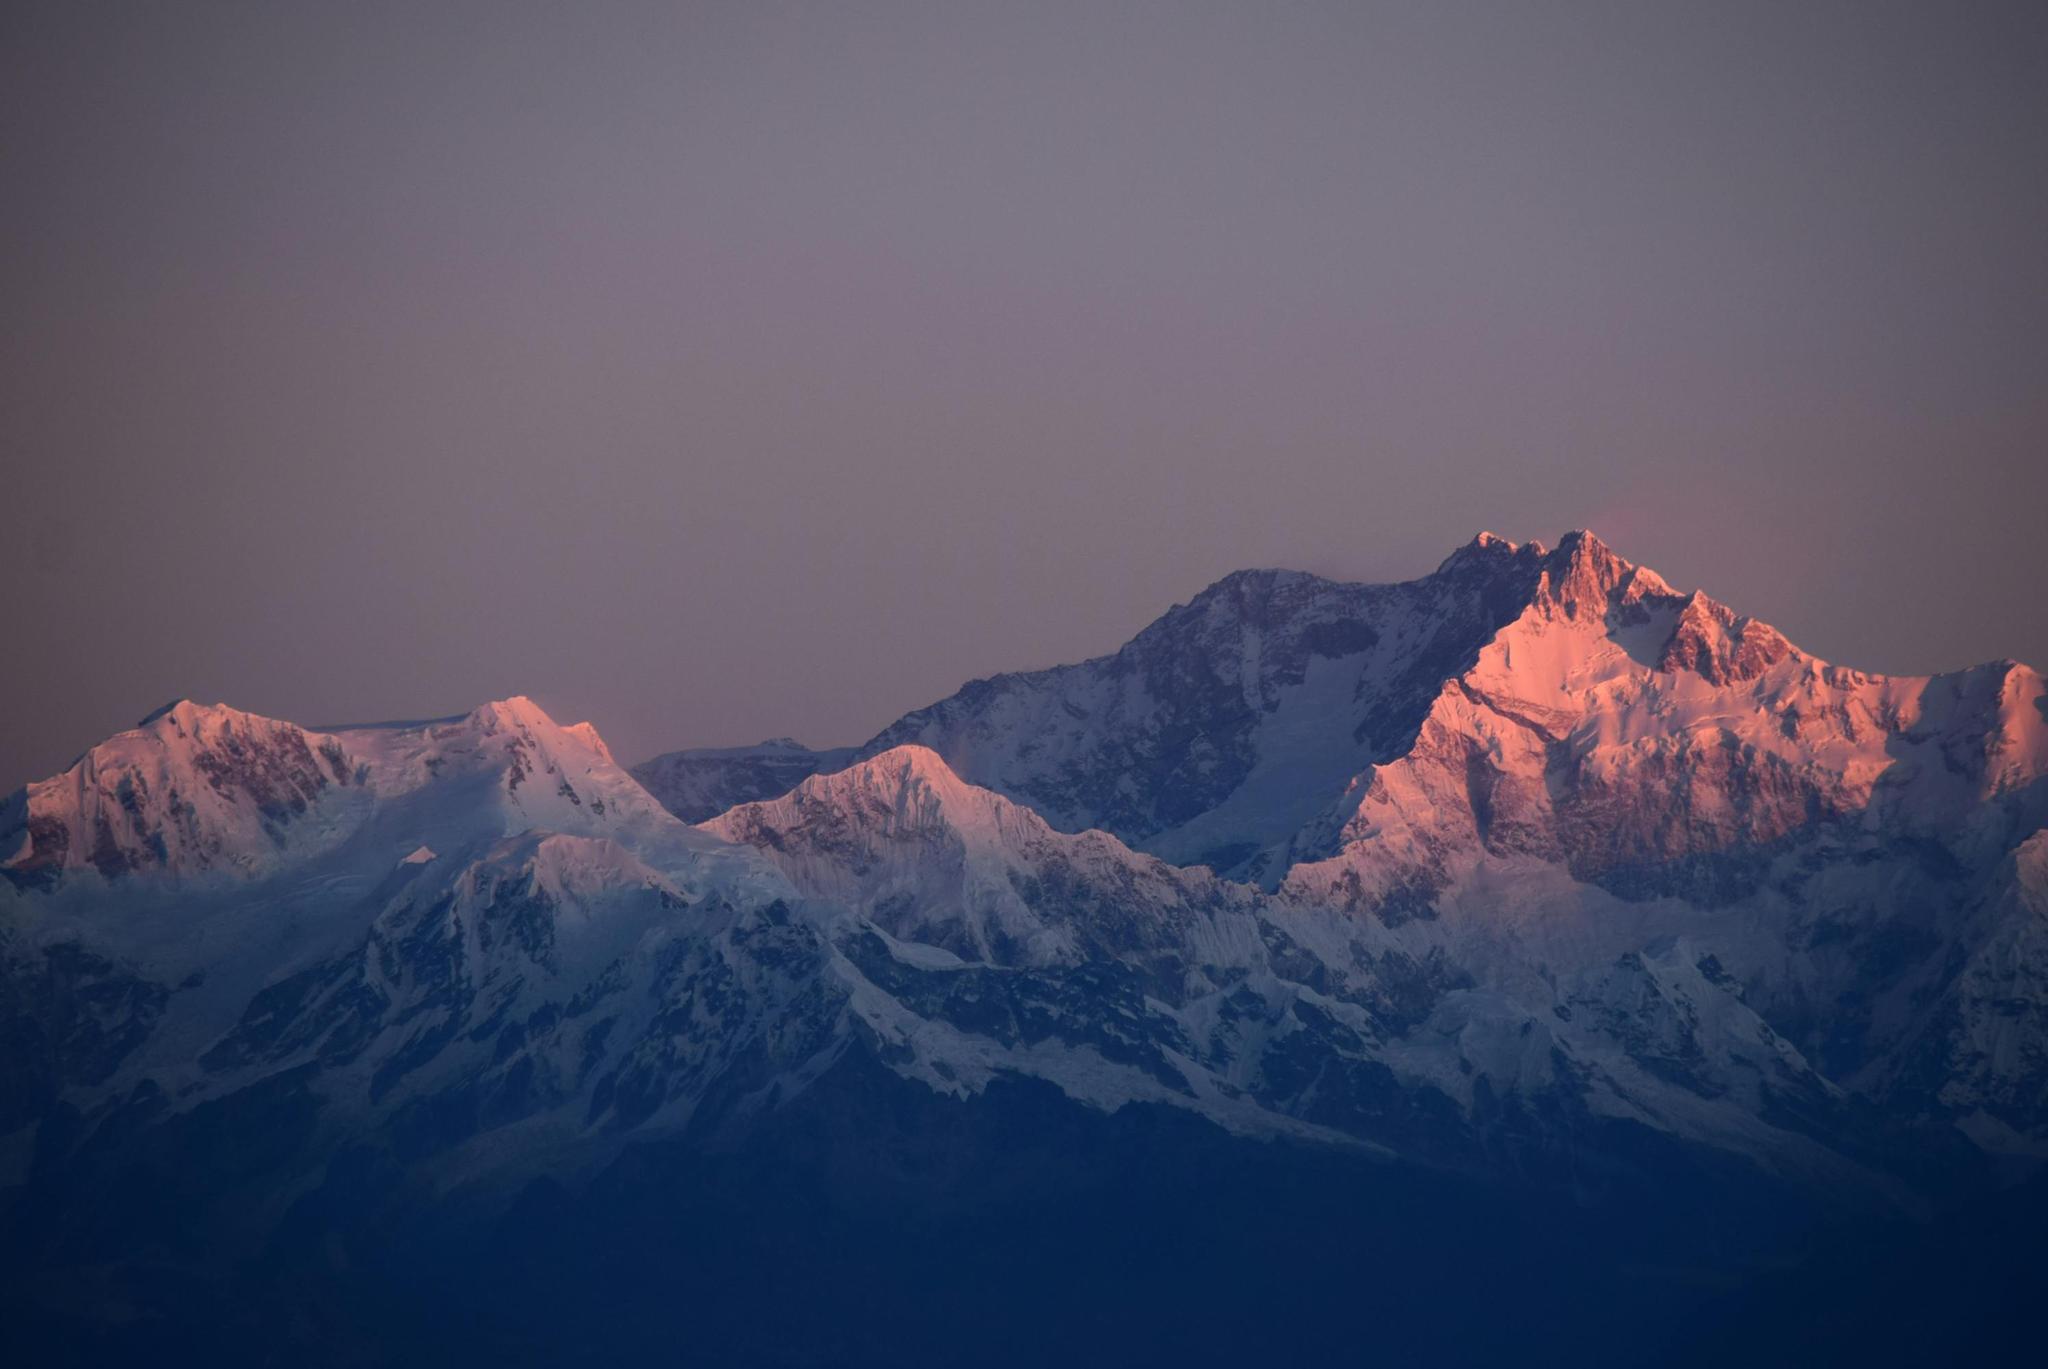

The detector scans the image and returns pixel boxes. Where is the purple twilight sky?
[5,1,2046,788]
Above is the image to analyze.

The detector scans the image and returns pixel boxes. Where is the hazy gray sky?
[5,1,2046,788]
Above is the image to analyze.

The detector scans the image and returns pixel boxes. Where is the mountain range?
[5,530,2045,1366]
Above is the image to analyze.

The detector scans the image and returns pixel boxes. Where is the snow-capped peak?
[2,693,681,890]
[1653,589,1796,684]
[561,721,614,763]
[704,745,1041,852]
[466,695,560,735]
[1434,529,1544,575]
[1528,529,1639,621]
[1,700,355,885]
[703,744,1221,967]
[1436,529,1684,629]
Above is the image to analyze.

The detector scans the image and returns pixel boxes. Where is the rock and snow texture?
[704,745,1260,981]
[1,695,717,891]
[4,531,2047,1212]
[1,700,359,884]
[0,695,816,1191]
[647,531,2043,890]
[634,543,1562,880]
[849,547,1559,884]
[685,530,2047,1164]
[703,746,1888,1185]
[631,738,856,824]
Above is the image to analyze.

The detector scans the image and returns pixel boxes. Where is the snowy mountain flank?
[649,531,2048,1165]
[6,530,2047,1349]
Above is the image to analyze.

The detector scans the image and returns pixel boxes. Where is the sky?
[4,0,2046,789]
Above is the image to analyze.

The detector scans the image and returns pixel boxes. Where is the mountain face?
[639,535,1564,882]
[700,745,1880,1187]
[2,696,689,889]
[630,737,857,824]
[6,532,2048,1364]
